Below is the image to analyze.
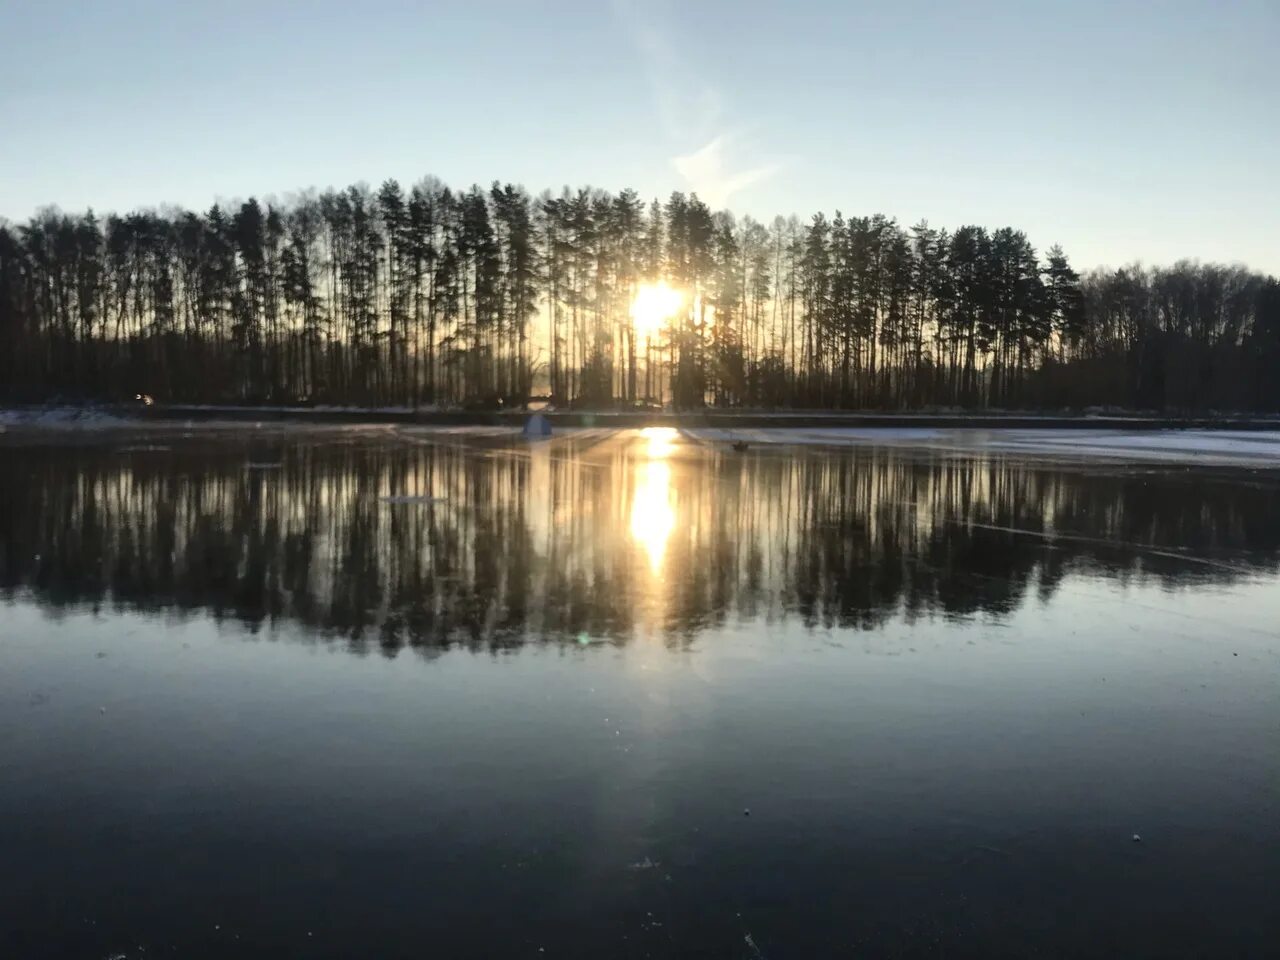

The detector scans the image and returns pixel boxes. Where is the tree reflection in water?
[2,432,1278,656]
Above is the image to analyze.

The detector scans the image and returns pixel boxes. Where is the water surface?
[3,428,1278,958]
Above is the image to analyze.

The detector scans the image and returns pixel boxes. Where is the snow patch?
[0,406,135,430]
[169,403,443,414]
[680,427,1280,466]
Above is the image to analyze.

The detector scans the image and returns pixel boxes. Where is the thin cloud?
[612,0,779,209]
[672,137,779,209]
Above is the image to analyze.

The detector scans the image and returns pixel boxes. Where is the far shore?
[74,403,1280,431]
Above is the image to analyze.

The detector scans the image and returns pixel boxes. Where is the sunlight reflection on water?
[630,428,678,575]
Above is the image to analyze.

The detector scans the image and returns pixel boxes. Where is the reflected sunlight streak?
[630,428,678,575]
[643,426,677,459]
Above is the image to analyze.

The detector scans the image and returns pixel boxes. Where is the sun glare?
[630,281,682,337]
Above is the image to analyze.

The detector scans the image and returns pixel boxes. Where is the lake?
[2,427,1278,958]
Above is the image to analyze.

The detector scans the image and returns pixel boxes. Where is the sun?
[630,281,682,337]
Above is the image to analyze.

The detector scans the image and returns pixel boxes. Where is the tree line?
[2,177,1278,411]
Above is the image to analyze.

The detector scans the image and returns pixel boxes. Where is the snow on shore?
[0,406,135,430]
[3,405,1277,467]
[681,426,1280,466]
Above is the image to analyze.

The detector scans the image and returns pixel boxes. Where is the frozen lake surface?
[2,426,1279,958]
[678,425,1280,465]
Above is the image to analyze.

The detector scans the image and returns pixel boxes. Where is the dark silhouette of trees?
[2,176,1277,411]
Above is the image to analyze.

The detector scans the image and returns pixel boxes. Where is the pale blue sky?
[2,0,1276,271]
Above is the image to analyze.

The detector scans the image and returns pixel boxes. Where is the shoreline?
[80,403,1280,431]
[3,405,1279,467]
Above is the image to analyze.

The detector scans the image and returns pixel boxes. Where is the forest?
[2,176,1278,411]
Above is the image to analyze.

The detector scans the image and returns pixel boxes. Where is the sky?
[1,0,1276,272]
